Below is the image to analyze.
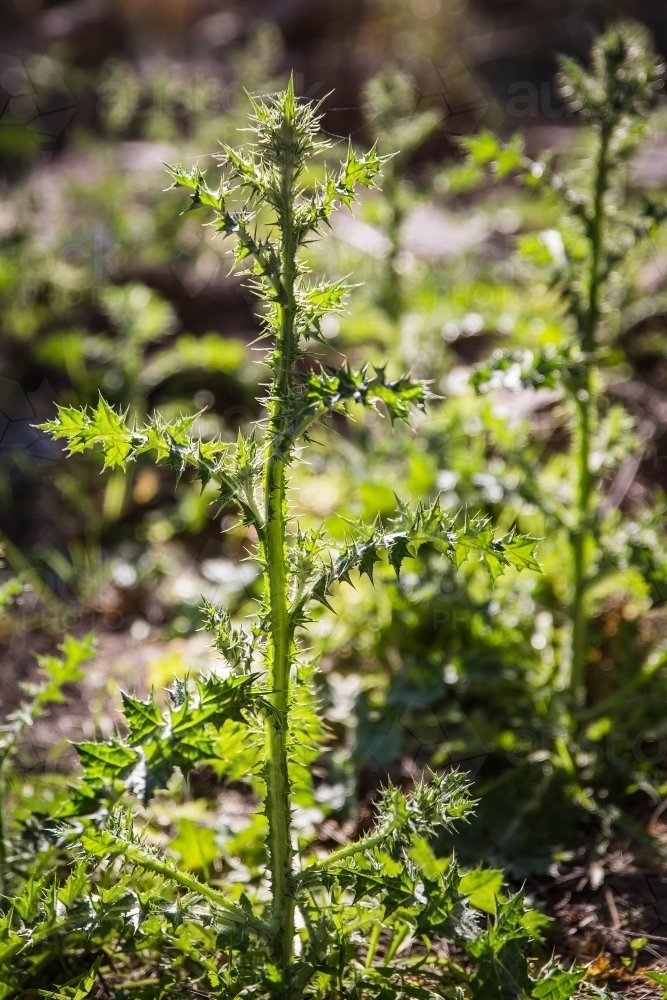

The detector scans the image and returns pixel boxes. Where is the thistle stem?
[382,169,404,325]
[263,103,299,969]
[264,455,294,965]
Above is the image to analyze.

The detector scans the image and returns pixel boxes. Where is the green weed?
[0,79,584,1000]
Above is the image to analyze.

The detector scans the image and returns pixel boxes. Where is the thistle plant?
[470,25,664,699]
[3,80,584,999]
[462,24,667,823]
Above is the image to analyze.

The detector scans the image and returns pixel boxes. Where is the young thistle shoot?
[467,24,665,714]
[40,80,541,995]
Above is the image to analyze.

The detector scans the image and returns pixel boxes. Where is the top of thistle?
[165,76,389,257]
[245,75,328,167]
[557,21,664,123]
[164,78,391,367]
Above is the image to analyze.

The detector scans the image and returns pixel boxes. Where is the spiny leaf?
[1,635,96,763]
[200,600,253,671]
[40,397,133,469]
[38,958,102,1000]
[302,363,429,428]
[335,142,390,207]
[122,692,164,744]
[290,503,539,620]
[75,740,139,783]
[459,868,504,915]
[40,403,266,529]
[531,968,585,1000]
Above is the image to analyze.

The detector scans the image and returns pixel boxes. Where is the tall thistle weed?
[0,80,594,999]
[464,24,667,828]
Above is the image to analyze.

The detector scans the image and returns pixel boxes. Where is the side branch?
[289,503,540,625]
[39,401,266,536]
[294,820,402,888]
[79,826,269,935]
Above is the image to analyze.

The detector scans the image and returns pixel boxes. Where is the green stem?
[385,922,410,963]
[263,111,299,970]
[570,121,610,712]
[382,168,404,325]
[264,456,294,965]
[365,921,382,969]
[570,386,592,710]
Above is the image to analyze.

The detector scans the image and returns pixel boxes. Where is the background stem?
[569,122,610,711]
[570,383,593,710]
[381,169,404,326]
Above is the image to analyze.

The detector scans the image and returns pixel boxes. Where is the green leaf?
[335,142,390,207]
[290,503,540,623]
[459,130,505,165]
[452,515,540,582]
[38,959,102,1000]
[0,576,22,615]
[520,909,553,940]
[75,739,139,783]
[39,397,133,469]
[165,162,227,212]
[459,130,527,182]
[387,534,411,577]
[40,402,244,516]
[88,397,134,469]
[1,634,96,765]
[460,868,504,914]
[170,673,256,735]
[201,601,252,670]
[32,634,95,704]
[646,970,667,996]
[532,968,585,999]
[303,363,429,429]
[122,691,164,744]
[470,347,579,395]
[171,819,219,872]
[498,529,542,574]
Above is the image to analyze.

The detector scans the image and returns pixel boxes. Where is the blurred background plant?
[302,23,667,884]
